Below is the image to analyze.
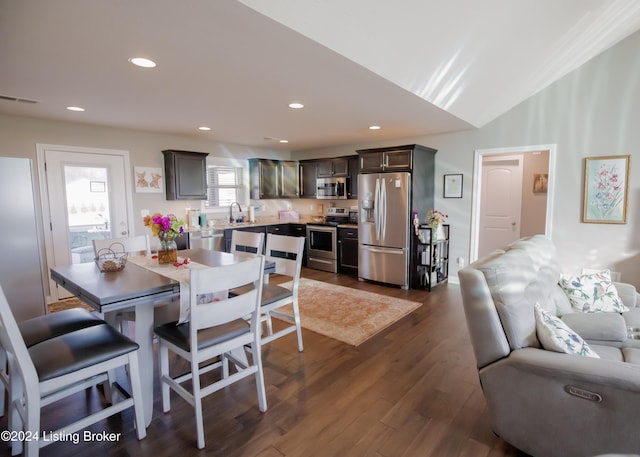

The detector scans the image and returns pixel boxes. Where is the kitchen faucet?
[229,202,242,223]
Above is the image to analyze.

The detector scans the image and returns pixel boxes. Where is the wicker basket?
[95,242,128,272]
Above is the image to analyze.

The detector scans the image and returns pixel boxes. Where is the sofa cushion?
[476,249,540,350]
[560,312,628,342]
[476,235,567,350]
[621,347,640,365]
[622,308,640,340]
[551,285,573,316]
[589,344,625,361]
[559,270,629,313]
[615,281,639,309]
[534,304,600,358]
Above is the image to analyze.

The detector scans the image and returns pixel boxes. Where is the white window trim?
[200,156,249,214]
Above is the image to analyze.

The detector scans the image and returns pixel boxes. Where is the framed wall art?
[134,166,164,193]
[533,173,548,193]
[443,174,463,198]
[582,155,630,224]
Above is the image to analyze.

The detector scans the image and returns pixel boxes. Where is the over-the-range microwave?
[316,177,347,199]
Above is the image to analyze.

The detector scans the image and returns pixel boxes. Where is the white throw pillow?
[534,303,600,358]
[558,270,628,313]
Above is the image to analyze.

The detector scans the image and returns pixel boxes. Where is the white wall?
[297,29,640,288]
[0,115,293,237]
[2,28,639,288]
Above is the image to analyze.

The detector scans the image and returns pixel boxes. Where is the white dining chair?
[0,285,147,457]
[0,309,104,417]
[259,234,306,352]
[153,255,267,449]
[230,230,265,256]
[92,234,150,257]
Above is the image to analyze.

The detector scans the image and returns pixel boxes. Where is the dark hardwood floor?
[1,268,527,457]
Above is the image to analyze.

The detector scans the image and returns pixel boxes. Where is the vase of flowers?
[426,209,448,240]
[143,213,185,264]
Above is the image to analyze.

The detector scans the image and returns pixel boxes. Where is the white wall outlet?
[456,257,465,267]
[141,209,150,217]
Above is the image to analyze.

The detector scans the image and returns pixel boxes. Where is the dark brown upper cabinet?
[316,157,348,177]
[163,150,209,200]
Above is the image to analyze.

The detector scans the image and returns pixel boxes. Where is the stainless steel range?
[306,207,349,273]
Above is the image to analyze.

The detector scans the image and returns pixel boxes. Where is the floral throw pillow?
[534,304,600,358]
[558,270,628,313]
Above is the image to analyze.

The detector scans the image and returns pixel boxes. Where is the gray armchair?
[459,235,640,457]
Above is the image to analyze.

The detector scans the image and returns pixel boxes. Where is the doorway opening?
[470,144,556,263]
[36,144,134,301]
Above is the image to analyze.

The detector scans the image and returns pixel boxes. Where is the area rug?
[50,280,423,347]
[49,297,93,313]
[276,278,422,346]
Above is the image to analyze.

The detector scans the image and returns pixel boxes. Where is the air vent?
[0,94,38,104]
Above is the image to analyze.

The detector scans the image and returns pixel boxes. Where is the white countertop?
[185,216,318,232]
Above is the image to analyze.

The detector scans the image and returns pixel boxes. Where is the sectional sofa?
[459,235,640,457]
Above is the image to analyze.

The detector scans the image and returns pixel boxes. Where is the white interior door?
[478,156,523,259]
[39,145,132,300]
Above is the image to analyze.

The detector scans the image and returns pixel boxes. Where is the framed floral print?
[582,155,630,224]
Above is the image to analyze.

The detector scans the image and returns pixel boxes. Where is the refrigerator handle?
[380,177,387,241]
[374,177,381,241]
[364,247,405,255]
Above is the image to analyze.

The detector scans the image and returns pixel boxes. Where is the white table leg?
[133,304,154,426]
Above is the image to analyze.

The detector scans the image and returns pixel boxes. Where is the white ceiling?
[2,0,640,153]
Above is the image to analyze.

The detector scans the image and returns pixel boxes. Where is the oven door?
[306,224,338,272]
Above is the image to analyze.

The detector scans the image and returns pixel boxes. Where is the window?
[205,164,245,209]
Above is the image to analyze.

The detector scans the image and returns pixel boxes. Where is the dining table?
[50,248,275,426]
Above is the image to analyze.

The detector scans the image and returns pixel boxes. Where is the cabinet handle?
[300,172,304,195]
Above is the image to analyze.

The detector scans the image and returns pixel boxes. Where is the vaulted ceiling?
[1,0,640,152]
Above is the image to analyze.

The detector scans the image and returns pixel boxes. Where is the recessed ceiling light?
[198,126,211,131]
[369,125,381,130]
[128,57,156,68]
[264,136,288,143]
[66,106,85,112]
[288,102,304,109]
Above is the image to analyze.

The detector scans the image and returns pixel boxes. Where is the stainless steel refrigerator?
[0,157,46,321]
[358,172,411,289]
